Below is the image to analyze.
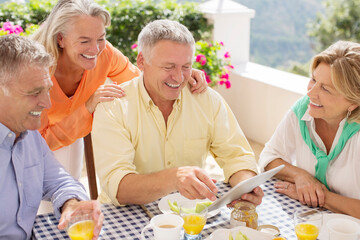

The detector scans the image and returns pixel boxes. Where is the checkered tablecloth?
[32,178,315,240]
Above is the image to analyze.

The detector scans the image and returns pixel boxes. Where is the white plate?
[208,165,284,212]
[205,226,273,240]
[158,193,221,218]
[318,213,360,240]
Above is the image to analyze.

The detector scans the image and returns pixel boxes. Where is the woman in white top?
[259,41,360,218]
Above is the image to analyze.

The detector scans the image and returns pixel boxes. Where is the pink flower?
[219,76,231,88]
[219,41,224,46]
[220,73,229,80]
[196,54,205,62]
[13,25,23,34]
[201,70,211,83]
[196,54,207,66]
[224,51,231,58]
[131,43,138,49]
[1,22,23,35]
[2,22,13,31]
[225,80,231,88]
[224,65,234,71]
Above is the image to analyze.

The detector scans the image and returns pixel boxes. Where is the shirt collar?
[0,123,28,146]
[301,106,347,155]
[0,123,10,144]
[138,73,182,110]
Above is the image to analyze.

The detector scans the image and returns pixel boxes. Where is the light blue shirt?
[0,123,89,240]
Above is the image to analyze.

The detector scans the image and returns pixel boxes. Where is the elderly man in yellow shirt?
[92,19,263,206]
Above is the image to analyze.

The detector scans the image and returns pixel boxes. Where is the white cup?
[141,214,184,240]
[327,218,360,240]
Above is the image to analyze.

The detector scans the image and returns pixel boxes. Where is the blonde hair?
[0,35,53,92]
[138,19,195,62]
[311,41,360,123]
[31,0,110,74]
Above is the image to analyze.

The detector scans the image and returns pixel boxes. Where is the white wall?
[216,62,308,145]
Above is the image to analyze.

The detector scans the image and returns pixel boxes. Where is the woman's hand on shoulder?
[189,68,208,94]
[86,83,125,113]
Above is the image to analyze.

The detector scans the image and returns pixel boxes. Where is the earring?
[347,109,352,118]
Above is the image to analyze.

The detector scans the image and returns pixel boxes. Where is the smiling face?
[0,66,52,137]
[307,62,358,125]
[137,40,193,107]
[57,15,106,71]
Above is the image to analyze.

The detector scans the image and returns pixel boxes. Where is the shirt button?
[19,182,22,187]
[8,133,13,138]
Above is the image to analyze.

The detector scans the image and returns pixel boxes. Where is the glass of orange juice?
[179,201,208,240]
[293,209,322,240]
[67,210,96,240]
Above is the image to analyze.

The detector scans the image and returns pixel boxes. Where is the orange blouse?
[39,41,140,150]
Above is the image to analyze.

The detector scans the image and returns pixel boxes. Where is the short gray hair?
[0,35,53,87]
[138,19,195,61]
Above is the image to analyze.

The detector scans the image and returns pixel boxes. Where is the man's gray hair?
[0,35,53,87]
[138,19,195,61]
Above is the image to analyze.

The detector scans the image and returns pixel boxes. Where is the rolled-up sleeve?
[92,99,138,206]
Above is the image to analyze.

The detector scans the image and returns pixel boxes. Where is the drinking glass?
[293,209,322,240]
[327,218,360,240]
[67,210,96,240]
[179,201,208,240]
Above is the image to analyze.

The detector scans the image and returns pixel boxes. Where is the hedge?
[0,0,212,62]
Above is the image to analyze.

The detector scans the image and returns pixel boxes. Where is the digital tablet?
[207,165,284,212]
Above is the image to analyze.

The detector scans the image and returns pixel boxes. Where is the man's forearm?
[116,169,177,205]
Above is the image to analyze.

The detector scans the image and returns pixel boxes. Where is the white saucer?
[318,213,360,240]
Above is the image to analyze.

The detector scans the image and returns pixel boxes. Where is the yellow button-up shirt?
[92,75,257,205]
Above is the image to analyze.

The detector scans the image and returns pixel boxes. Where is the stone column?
[199,0,255,71]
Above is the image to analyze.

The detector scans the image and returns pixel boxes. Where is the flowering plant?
[130,40,234,89]
[0,21,39,36]
[0,22,24,36]
[193,41,234,88]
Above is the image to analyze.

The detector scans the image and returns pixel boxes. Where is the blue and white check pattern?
[32,179,318,240]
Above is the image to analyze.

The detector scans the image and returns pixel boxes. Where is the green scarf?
[292,96,360,189]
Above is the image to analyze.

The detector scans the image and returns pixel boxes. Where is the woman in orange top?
[32,0,207,179]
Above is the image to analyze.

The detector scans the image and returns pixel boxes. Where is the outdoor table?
[32,178,308,239]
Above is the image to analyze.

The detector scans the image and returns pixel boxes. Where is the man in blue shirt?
[0,35,103,239]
